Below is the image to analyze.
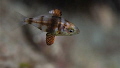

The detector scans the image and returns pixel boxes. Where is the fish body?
[23,9,80,45]
[24,15,79,36]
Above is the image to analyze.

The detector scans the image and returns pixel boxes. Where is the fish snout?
[77,29,80,34]
[75,27,80,34]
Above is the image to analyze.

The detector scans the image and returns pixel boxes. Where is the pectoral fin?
[46,33,55,45]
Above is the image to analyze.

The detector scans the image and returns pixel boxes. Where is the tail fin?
[16,12,28,25]
[5,11,28,33]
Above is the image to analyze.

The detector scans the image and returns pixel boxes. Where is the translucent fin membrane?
[2,11,27,34]
[46,33,55,45]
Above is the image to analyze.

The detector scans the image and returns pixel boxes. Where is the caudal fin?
[5,11,28,33]
[16,12,28,25]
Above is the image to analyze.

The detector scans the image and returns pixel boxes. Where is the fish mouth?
[76,27,80,34]
[77,29,80,34]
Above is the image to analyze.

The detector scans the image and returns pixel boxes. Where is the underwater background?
[0,0,120,68]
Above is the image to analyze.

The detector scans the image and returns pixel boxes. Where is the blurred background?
[0,0,120,68]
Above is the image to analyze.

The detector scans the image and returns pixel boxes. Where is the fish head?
[56,19,80,36]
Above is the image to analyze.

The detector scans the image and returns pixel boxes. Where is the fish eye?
[69,29,74,33]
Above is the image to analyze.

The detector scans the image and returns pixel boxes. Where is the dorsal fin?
[49,9,62,17]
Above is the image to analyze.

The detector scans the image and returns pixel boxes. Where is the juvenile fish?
[23,9,80,45]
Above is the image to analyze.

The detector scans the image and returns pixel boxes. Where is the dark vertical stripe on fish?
[58,17,62,34]
[39,16,44,30]
[28,18,33,24]
[46,16,58,33]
